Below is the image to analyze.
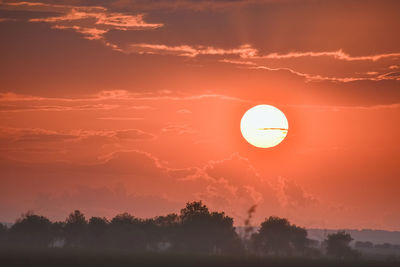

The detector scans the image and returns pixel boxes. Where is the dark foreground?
[0,249,399,267]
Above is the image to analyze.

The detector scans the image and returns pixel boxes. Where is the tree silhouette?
[0,223,7,248]
[50,221,65,247]
[109,212,147,250]
[326,231,359,259]
[0,202,336,257]
[65,210,87,248]
[153,213,180,250]
[9,212,54,248]
[87,217,109,248]
[252,216,309,256]
[290,224,308,253]
[177,201,242,254]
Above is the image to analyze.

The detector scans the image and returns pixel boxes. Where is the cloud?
[127,43,257,58]
[223,60,400,83]
[97,117,144,121]
[113,129,155,140]
[32,184,182,220]
[275,177,318,208]
[176,109,192,114]
[189,153,279,221]
[106,0,309,11]
[0,103,118,112]
[258,50,400,62]
[283,103,400,111]
[0,90,246,103]
[161,123,195,135]
[1,1,163,48]
[0,18,17,22]
[379,71,400,79]
[0,127,155,145]
[127,105,154,110]
[51,25,107,40]
[3,1,400,86]
[0,146,315,224]
[203,153,262,187]
[0,128,77,143]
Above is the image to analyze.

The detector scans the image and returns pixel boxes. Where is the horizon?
[1,0,400,233]
[2,206,400,233]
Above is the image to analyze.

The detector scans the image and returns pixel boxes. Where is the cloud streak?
[1,1,163,47]
[128,43,257,58]
[258,50,400,62]
[0,103,119,112]
[0,91,247,104]
[222,59,400,82]
[0,127,155,144]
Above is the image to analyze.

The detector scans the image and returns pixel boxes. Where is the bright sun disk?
[240,105,288,148]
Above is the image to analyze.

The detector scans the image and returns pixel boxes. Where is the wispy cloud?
[258,50,400,62]
[222,58,400,82]
[275,177,318,208]
[97,117,144,121]
[248,65,400,82]
[1,1,163,48]
[125,43,400,83]
[128,43,257,58]
[161,123,195,135]
[176,109,192,114]
[0,90,247,103]
[0,18,17,22]
[0,127,154,143]
[0,103,118,112]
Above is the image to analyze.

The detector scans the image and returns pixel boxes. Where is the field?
[0,249,399,267]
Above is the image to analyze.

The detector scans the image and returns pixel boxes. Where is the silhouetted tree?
[50,221,65,247]
[109,212,147,250]
[326,231,359,259]
[65,210,87,248]
[176,201,242,254]
[9,212,54,248]
[290,224,309,253]
[252,216,309,256]
[153,213,180,250]
[86,217,109,248]
[0,223,7,247]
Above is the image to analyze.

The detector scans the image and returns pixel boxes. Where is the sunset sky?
[0,0,399,231]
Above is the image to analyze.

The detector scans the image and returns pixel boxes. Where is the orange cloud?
[258,50,400,62]
[222,60,400,83]
[0,103,118,112]
[275,177,318,208]
[2,1,162,47]
[161,123,195,135]
[128,43,257,58]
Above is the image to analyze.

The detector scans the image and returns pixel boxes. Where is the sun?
[240,105,288,148]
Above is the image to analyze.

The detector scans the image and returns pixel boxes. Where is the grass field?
[0,249,399,267]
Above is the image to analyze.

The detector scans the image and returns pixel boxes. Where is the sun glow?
[240,105,288,148]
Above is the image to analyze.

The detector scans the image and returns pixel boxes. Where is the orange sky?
[0,0,400,230]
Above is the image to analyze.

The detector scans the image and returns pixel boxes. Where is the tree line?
[0,201,358,258]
